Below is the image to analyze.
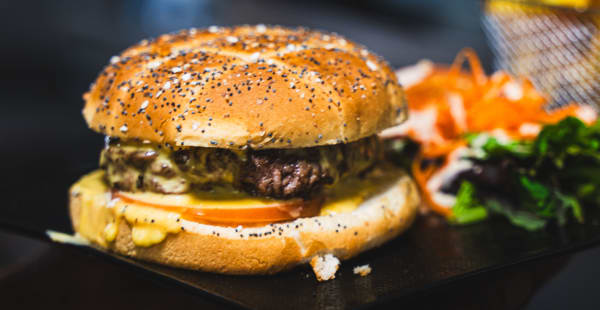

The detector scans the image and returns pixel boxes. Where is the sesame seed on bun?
[82,25,407,149]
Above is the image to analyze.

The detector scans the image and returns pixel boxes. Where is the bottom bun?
[69,168,420,275]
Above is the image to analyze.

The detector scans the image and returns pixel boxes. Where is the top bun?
[83,25,407,149]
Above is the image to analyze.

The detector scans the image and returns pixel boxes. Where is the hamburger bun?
[69,168,419,275]
[82,25,407,149]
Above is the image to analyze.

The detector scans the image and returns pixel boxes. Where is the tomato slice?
[114,191,322,226]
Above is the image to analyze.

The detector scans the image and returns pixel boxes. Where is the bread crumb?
[353,264,371,276]
[310,254,340,282]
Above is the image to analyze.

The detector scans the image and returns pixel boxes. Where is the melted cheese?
[74,171,117,248]
[319,174,393,215]
[72,170,183,248]
[72,169,397,248]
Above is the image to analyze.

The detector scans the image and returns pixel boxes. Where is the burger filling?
[100,136,382,199]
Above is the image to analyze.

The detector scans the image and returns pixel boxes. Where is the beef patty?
[100,136,382,199]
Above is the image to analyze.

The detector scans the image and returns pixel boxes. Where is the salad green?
[451,117,599,230]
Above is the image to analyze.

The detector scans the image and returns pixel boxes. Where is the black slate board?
[67,212,600,309]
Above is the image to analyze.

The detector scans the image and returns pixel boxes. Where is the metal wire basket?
[482,0,600,108]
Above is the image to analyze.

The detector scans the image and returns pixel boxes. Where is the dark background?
[0,0,598,309]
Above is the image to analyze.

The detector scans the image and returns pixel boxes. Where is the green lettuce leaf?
[517,176,583,225]
[449,181,488,225]
[533,117,600,169]
[482,137,532,159]
[454,116,600,230]
[485,199,547,231]
[394,116,600,230]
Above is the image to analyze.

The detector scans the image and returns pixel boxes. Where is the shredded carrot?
[393,48,596,218]
[450,48,487,86]
[411,152,452,217]
[420,140,467,158]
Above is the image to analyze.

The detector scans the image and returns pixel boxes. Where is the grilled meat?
[100,136,381,199]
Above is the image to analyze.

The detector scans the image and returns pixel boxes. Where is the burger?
[69,25,420,277]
